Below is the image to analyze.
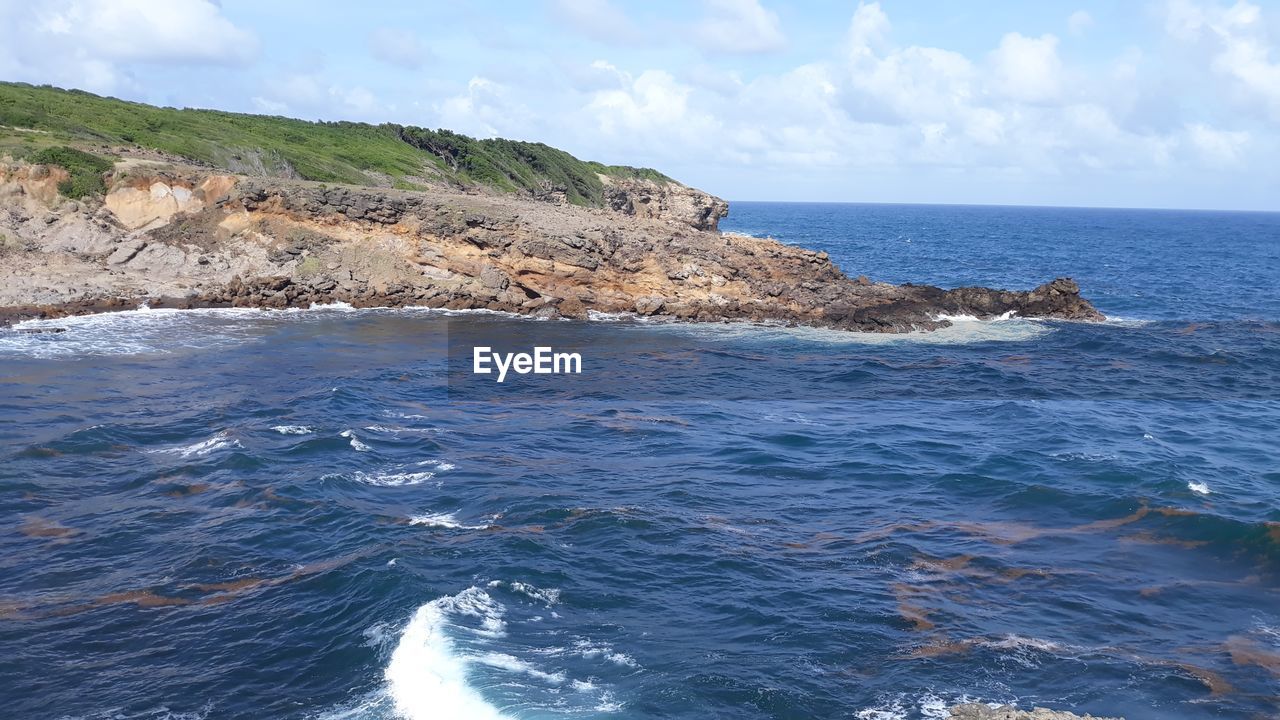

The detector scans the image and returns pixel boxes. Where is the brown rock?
[948,703,1123,720]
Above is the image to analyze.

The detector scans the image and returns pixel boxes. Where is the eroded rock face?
[601,175,729,231]
[0,162,71,208]
[102,174,238,231]
[0,162,1104,330]
[948,703,1124,720]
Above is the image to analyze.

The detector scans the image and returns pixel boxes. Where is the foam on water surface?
[384,588,512,720]
[146,431,243,458]
[408,512,486,530]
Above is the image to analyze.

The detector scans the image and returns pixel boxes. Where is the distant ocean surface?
[2,202,1278,720]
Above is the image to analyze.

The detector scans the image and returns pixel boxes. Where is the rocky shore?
[0,158,1104,330]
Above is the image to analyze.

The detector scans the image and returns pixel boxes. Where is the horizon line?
[725,198,1280,215]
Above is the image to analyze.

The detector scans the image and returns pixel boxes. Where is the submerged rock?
[948,703,1124,720]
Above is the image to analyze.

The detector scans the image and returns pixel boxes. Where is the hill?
[0,81,670,206]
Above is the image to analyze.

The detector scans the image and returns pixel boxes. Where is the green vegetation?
[391,126,670,205]
[0,82,674,205]
[30,146,113,198]
[294,256,325,278]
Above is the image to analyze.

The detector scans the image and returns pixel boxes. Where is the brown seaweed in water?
[19,516,79,540]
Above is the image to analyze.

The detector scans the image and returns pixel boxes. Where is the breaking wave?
[383,588,511,720]
[146,431,243,458]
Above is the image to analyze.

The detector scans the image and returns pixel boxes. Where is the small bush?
[294,255,324,277]
[31,146,112,199]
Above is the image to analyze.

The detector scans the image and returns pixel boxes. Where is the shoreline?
[0,280,1097,332]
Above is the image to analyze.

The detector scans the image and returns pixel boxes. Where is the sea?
[2,202,1278,720]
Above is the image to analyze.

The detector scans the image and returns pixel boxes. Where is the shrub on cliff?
[31,146,113,199]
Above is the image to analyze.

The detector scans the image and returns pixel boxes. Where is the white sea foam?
[271,425,314,435]
[853,696,910,720]
[594,690,623,712]
[648,312,1052,346]
[1050,451,1117,462]
[0,303,458,359]
[586,310,634,322]
[418,459,457,471]
[760,411,827,426]
[855,694,990,720]
[510,581,561,606]
[1102,315,1154,327]
[982,634,1083,670]
[384,588,511,720]
[472,652,566,684]
[919,695,951,719]
[352,459,453,486]
[934,310,1017,323]
[1188,481,1212,495]
[368,586,625,718]
[572,639,639,668]
[985,634,1064,653]
[2,294,1061,361]
[488,579,562,605]
[146,431,242,458]
[3,306,281,358]
[361,621,396,648]
[339,430,372,452]
[353,470,437,487]
[410,512,487,530]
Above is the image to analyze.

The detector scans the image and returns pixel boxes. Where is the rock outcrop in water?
[948,704,1123,720]
[0,158,1104,330]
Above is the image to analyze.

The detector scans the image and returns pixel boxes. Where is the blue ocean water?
[2,203,1278,720]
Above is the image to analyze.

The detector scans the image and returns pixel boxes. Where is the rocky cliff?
[0,158,1103,330]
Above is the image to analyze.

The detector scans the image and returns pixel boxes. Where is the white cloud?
[368,27,431,70]
[695,0,786,54]
[0,0,1271,207]
[988,33,1063,103]
[565,59,632,92]
[685,64,746,96]
[1164,0,1280,119]
[0,0,256,93]
[845,7,978,126]
[250,73,386,121]
[551,0,644,44]
[436,77,534,139]
[561,0,1274,202]
[585,70,723,155]
[36,0,257,65]
[1186,122,1249,165]
[590,70,696,133]
[849,2,891,57]
[1068,10,1094,35]
[250,96,289,115]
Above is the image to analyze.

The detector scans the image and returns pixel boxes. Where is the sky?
[1,1,1279,210]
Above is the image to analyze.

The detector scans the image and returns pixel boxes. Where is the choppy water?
[2,203,1278,720]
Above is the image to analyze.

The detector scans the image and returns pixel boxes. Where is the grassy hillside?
[0,82,671,204]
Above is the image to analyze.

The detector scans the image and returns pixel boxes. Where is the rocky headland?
[0,83,1104,331]
[0,159,1103,331]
